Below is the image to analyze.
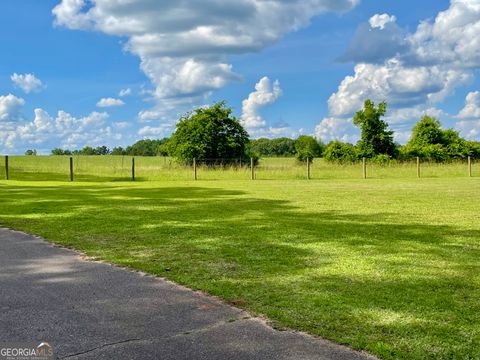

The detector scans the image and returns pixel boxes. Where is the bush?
[295,135,322,162]
[324,141,359,163]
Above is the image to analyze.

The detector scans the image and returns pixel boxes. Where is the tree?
[167,102,250,163]
[295,135,322,161]
[248,137,296,157]
[94,146,110,155]
[126,139,168,156]
[353,100,396,158]
[409,116,444,147]
[51,148,71,155]
[111,147,126,155]
[25,149,37,156]
[324,141,359,163]
[402,116,477,161]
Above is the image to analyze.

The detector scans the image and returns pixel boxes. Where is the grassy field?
[0,155,475,181]
[0,176,479,359]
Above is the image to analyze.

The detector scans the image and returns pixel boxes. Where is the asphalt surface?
[0,228,375,360]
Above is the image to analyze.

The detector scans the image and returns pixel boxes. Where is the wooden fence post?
[69,157,74,182]
[5,155,8,180]
[362,157,366,179]
[193,158,197,180]
[251,158,255,180]
[307,157,311,180]
[417,157,421,178]
[468,156,472,177]
[132,157,135,181]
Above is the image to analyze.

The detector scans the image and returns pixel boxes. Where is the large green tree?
[353,100,396,158]
[295,135,323,161]
[167,102,250,163]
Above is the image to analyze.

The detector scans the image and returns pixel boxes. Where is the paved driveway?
[0,228,374,360]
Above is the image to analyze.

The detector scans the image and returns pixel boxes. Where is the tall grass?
[1,155,475,181]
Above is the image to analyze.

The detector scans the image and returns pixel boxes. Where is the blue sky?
[1,0,480,154]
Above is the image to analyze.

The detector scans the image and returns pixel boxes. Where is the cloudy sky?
[1,0,480,154]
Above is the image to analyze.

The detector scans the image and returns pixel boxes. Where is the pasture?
[0,157,479,359]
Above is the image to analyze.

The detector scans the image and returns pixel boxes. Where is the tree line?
[37,100,480,163]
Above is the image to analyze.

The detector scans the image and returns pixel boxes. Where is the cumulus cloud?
[457,91,480,119]
[241,77,282,130]
[11,73,44,94]
[0,94,25,122]
[315,117,358,143]
[328,59,471,117]
[119,88,132,97]
[318,1,480,143]
[53,0,359,118]
[369,14,397,30]
[96,97,125,108]
[138,124,175,138]
[455,119,480,139]
[0,107,123,153]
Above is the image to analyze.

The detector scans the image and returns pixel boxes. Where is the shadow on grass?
[0,184,479,359]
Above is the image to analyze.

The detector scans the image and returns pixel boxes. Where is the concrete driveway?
[0,228,375,360]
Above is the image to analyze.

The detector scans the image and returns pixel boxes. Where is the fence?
[0,155,476,182]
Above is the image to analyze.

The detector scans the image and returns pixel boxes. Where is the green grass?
[1,155,475,181]
[0,177,479,359]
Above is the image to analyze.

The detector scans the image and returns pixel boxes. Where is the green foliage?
[402,116,478,161]
[51,148,72,155]
[248,137,296,157]
[25,149,37,156]
[125,139,168,156]
[323,141,359,163]
[295,135,323,162]
[353,100,396,158]
[167,102,250,163]
[111,147,126,156]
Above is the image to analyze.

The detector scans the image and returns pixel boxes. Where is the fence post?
[193,158,197,180]
[69,157,74,182]
[362,157,366,179]
[307,157,311,180]
[5,155,8,180]
[417,157,421,178]
[468,156,472,177]
[132,157,135,181]
[251,158,255,180]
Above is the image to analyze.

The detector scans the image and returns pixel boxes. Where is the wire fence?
[0,155,476,182]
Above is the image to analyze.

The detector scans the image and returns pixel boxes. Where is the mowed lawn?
[0,178,479,359]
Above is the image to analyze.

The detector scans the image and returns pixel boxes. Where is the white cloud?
[138,124,174,138]
[455,119,480,139]
[53,0,359,118]
[0,94,25,121]
[0,108,124,153]
[240,77,282,131]
[328,59,471,117]
[314,117,359,143]
[119,88,132,97]
[112,121,131,129]
[11,73,44,94]
[369,13,397,30]
[457,91,480,119]
[96,97,125,108]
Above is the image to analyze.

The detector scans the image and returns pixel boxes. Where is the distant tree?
[167,102,250,163]
[248,137,296,157]
[51,148,71,155]
[324,141,359,163]
[353,100,396,158]
[79,146,96,155]
[401,116,478,160]
[408,116,444,147]
[126,139,168,156]
[295,135,322,161]
[111,147,126,155]
[94,146,110,155]
[25,149,37,156]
